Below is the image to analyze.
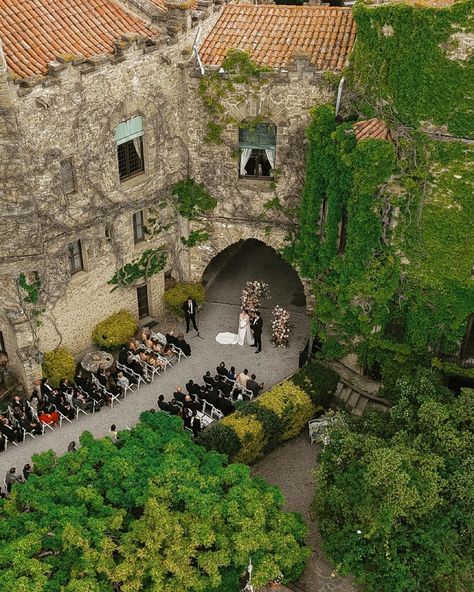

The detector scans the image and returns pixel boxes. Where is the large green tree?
[314,372,474,592]
[0,412,309,591]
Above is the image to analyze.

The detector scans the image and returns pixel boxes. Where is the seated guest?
[165,331,179,347]
[12,395,25,413]
[206,389,219,408]
[0,417,22,443]
[23,463,32,481]
[59,378,72,399]
[118,346,129,365]
[183,406,193,430]
[29,393,40,414]
[116,372,130,392]
[217,393,234,416]
[96,366,108,388]
[73,390,94,412]
[216,362,228,377]
[227,366,236,381]
[185,379,200,396]
[37,407,60,427]
[203,371,215,387]
[41,377,54,398]
[175,333,191,357]
[18,411,42,435]
[168,399,181,416]
[215,376,232,396]
[246,374,264,398]
[173,387,186,403]
[236,369,250,389]
[190,410,201,437]
[183,394,199,412]
[158,395,171,412]
[5,467,22,492]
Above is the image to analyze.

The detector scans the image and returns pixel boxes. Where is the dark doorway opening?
[203,239,306,308]
[136,284,149,319]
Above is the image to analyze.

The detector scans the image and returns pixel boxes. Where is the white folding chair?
[126,367,144,389]
[57,408,73,427]
[170,344,187,362]
[210,406,223,421]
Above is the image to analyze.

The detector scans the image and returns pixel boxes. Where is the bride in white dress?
[216,310,253,346]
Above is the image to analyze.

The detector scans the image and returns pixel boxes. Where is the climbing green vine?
[108,247,167,292]
[198,49,271,143]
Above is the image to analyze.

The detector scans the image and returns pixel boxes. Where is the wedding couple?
[216,310,263,353]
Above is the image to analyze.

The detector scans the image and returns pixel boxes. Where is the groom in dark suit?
[182,296,198,333]
[251,311,263,354]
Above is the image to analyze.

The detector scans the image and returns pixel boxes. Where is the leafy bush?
[92,309,137,350]
[314,372,474,592]
[0,411,310,590]
[291,361,339,408]
[236,400,283,453]
[221,413,266,464]
[164,283,205,318]
[195,422,240,458]
[42,348,76,388]
[258,381,315,440]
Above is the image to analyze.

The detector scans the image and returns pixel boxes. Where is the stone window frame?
[133,210,146,244]
[60,157,77,195]
[67,239,84,275]
[238,122,277,180]
[0,331,5,354]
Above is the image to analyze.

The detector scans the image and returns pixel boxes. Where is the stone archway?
[188,221,313,310]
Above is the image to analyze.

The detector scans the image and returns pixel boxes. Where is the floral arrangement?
[240,280,270,312]
[271,305,290,347]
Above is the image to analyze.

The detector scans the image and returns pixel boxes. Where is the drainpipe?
[335,76,345,117]
[193,26,205,76]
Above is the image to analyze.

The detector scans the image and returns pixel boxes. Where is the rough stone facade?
[0,2,335,390]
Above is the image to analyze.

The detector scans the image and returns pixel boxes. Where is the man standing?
[251,311,263,353]
[182,295,198,333]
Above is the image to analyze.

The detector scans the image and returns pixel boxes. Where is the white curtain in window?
[240,148,252,176]
[133,137,142,160]
[265,148,275,170]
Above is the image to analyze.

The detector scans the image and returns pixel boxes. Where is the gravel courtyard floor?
[253,435,357,592]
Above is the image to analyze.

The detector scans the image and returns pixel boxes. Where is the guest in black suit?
[158,395,171,412]
[246,374,264,398]
[217,394,234,416]
[203,371,215,387]
[251,311,263,353]
[185,380,200,396]
[173,387,186,404]
[168,399,181,415]
[182,296,199,333]
[216,362,227,377]
[191,410,201,437]
[175,333,191,357]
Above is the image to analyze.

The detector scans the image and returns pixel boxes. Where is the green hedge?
[42,348,76,388]
[164,283,205,318]
[198,379,317,464]
[92,309,138,350]
[290,361,339,408]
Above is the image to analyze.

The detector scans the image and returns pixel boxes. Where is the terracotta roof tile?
[353,118,391,142]
[147,0,198,12]
[200,4,356,71]
[0,0,156,78]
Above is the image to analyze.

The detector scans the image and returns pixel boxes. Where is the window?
[67,240,84,274]
[116,116,144,181]
[338,207,348,254]
[60,158,76,194]
[133,211,145,244]
[239,123,276,179]
[0,331,5,354]
[136,285,149,319]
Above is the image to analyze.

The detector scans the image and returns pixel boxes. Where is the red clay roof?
[353,118,391,141]
[200,4,356,71]
[147,0,198,12]
[0,0,156,79]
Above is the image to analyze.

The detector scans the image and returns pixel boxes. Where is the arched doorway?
[203,239,306,310]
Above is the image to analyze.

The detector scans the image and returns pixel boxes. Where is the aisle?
[0,302,310,480]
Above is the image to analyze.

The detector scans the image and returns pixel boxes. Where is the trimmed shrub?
[221,413,266,464]
[291,361,339,408]
[194,422,240,459]
[92,309,138,350]
[236,400,284,453]
[258,381,315,441]
[42,348,76,388]
[164,283,205,318]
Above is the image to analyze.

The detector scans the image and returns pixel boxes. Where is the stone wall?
[0,6,332,389]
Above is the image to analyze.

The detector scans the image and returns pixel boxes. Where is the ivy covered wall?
[349,0,474,138]
[290,0,474,378]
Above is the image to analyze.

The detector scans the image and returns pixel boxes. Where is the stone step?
[346,389,360,410]
[352,394,369,416]
[338,386,352,404]
[334,381,344,399]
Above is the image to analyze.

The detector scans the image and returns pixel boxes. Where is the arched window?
[238,123,276,179]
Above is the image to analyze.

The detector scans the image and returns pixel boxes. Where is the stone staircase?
[334,380,391,416]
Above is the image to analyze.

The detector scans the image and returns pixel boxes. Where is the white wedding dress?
[216,313,252,346]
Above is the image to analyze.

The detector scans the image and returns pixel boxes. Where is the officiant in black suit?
[251,311,263,353]
[182,296,198,333]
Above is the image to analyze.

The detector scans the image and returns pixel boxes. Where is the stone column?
[166,0,193,36]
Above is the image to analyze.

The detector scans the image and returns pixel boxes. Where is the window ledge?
[237,178,274,192]
[69,269,88,281]
[119,171,147,190]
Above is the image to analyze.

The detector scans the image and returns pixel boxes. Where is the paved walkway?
[253,435,357,592]
[0,301,310,480]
